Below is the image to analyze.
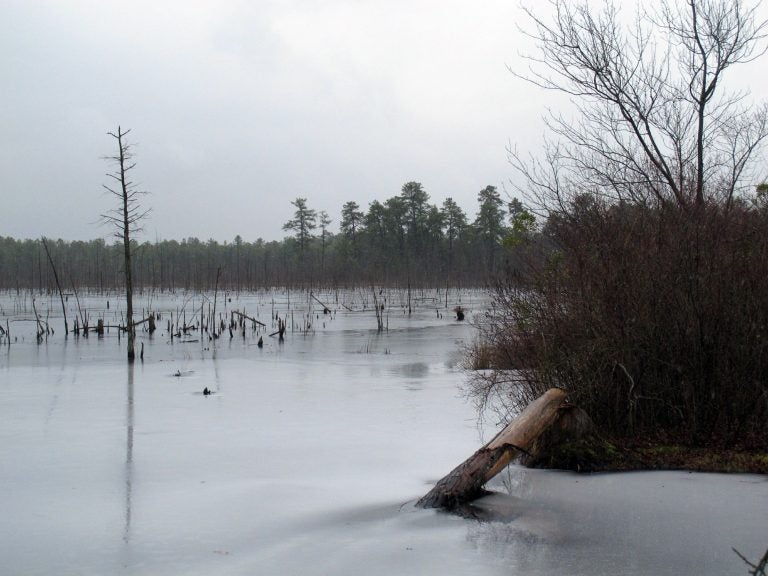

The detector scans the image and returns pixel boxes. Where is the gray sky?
[2,0,767,243]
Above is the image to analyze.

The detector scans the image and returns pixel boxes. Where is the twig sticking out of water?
[31,298,48,343]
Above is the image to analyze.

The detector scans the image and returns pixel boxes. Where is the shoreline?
[531,439,768,475]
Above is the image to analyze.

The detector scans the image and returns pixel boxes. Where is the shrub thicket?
[467,198,768,448]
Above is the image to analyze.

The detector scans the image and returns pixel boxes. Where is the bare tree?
[102,127,150,361]
[511,0,768,211]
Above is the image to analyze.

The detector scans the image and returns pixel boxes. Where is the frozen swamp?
[0,289,765,575]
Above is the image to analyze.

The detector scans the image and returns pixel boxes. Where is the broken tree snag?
[269,317,286,340]
[416,388,567,510]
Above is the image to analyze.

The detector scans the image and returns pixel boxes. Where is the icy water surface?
[0,289,765,575]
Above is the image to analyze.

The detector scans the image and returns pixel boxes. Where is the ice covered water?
[0,289,765,575]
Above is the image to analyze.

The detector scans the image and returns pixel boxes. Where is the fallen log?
[416,388,567,509]
[232,310,266,327]
[81,322,136,332]
[310,292,332,314]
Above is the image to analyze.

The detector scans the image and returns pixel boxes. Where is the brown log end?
[416,445,515,509]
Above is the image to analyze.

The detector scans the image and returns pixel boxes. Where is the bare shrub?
[466,198,768,447]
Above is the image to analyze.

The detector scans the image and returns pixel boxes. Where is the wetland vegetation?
[2,0,768,572]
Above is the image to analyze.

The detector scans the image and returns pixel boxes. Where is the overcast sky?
[2,1,767,243]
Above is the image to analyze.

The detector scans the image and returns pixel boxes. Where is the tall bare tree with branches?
[511,0,768,211]
[102,127,150,362]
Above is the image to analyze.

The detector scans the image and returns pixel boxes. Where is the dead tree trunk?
[407,280,412,316]
[212,266,221,338]
[101,126,149,362]
[372,287,384,332]
[417,388,567,509]
[41,238,68,335]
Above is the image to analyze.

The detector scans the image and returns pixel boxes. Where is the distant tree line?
[0,182,537,291]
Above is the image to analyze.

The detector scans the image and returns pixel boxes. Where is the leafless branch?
[512,0,768,212]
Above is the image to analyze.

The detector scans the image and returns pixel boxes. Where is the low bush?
[466,198,768,448]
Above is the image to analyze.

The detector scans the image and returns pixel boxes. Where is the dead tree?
[41,237,68,334]
[417,388,567,509]
[212,267,221,339]
[372,287,384,332]
[101,126,150,362]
